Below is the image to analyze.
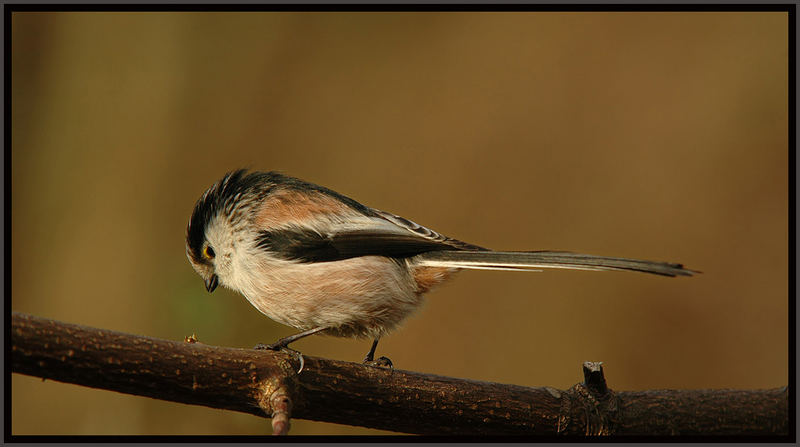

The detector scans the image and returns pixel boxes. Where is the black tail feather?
[416,250,697,277]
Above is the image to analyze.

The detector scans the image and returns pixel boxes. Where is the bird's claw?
[289,348,305,374]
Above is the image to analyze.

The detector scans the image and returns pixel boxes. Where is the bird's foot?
[363,355,393,369]
[254,342,306,374]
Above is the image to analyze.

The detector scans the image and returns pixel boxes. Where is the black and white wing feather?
[256,208,481,263]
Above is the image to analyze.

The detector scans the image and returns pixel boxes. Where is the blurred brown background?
[11,12,788,435]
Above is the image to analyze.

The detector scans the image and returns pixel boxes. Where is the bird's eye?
[203,245,215,260]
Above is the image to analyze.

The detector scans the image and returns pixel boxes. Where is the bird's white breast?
[224,243,424,339]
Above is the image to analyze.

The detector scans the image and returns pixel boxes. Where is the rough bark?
[10,312,789,436]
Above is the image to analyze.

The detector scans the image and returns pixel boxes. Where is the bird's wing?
[255,208,483,263]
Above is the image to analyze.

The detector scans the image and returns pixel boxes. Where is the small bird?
[186,170,695,370]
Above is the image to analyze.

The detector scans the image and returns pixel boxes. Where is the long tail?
[415,250,697,277]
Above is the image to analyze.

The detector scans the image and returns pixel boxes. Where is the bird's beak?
[205,274,219,293]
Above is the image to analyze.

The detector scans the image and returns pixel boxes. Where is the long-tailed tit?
[186,170,695,369]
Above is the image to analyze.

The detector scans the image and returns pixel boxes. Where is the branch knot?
[558,361,619,435]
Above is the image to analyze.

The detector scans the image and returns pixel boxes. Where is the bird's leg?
[254,327,327,374]
[363,338,379,362]
[362,337,393,369]
[261,327,328,350]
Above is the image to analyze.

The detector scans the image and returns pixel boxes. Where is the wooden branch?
[11,312,789,436]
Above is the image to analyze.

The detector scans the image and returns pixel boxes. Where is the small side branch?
[259,384,292,435]
[11,312,789,436]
